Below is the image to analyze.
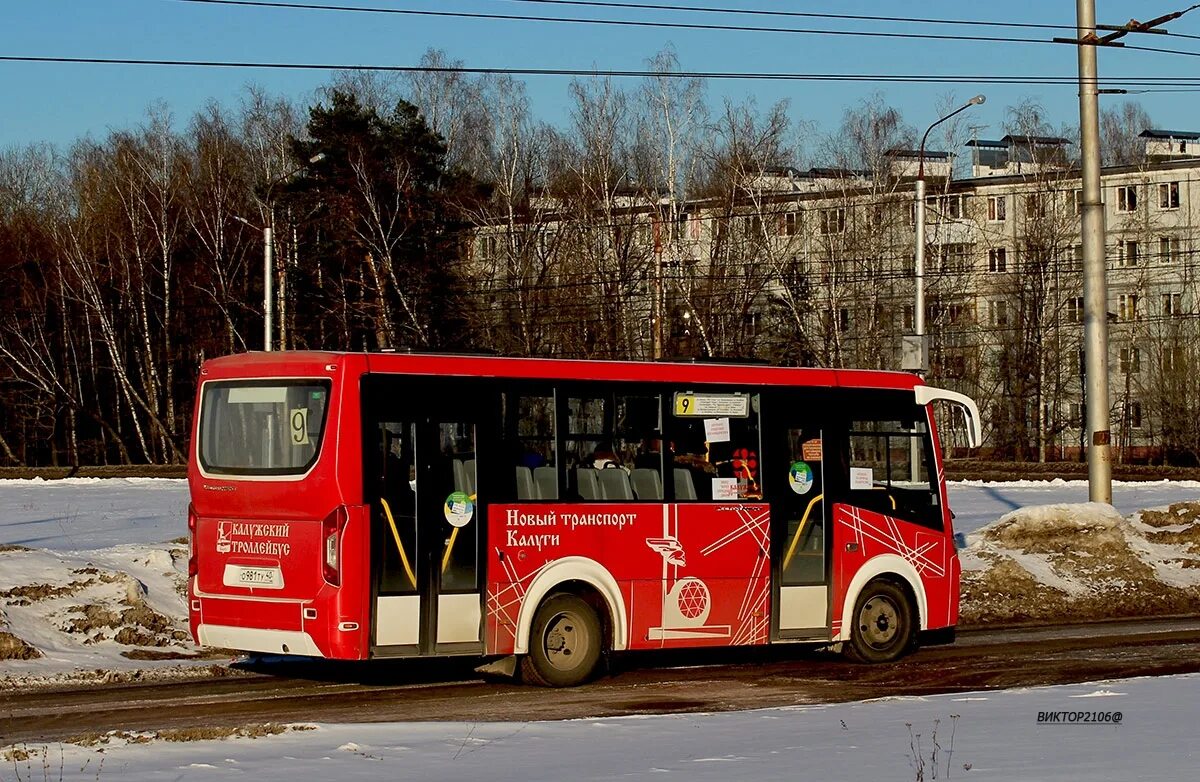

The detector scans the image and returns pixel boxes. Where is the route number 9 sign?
[289,407,310,445]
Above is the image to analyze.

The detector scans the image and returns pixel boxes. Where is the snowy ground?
[4,479,1200,780]
[2,478,1200,684]
[5,674,1197,781]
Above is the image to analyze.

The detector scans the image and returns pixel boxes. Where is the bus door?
[367,382,490,656]
[769,411,830,638]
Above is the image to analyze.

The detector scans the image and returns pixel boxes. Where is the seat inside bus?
[673,468,698,500]
[515,465,537,500]
[533,465,557,499]
[630,468,663,500]
[598,468,634,501]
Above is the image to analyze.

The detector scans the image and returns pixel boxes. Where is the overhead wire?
[495,0,1083,33]
[10,53,1200,94]
[165,0,1072,47]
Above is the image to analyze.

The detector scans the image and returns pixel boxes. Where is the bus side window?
[616,395,663,501]
[846,418,940,529]
[503,392,557,501]
[665,391,761,502]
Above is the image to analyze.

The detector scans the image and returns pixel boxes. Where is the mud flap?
[475,655,518,680]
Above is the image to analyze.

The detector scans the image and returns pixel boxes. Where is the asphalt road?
[4,617,1200,744]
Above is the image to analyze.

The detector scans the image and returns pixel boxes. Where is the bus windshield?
[198,380,331,476]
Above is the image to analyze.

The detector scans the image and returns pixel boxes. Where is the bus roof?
[202,351,922,393]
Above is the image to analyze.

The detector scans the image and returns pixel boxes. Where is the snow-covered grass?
[5,674,1197,781]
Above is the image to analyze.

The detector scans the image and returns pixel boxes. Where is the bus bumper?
[197,624,326,657]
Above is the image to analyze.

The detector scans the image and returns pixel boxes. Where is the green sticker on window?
[788,461,814,495]
[444,491,474,528]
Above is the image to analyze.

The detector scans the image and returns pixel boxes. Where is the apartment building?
[471,132,1200,463]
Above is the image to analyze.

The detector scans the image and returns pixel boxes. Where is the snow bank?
[0,541,221,689]
[961,501,1200,625]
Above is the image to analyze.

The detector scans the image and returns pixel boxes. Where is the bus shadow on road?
[230,642,847,689]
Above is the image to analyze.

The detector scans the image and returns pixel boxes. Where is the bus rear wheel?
[845,580,915,664]
[520,594,603,687]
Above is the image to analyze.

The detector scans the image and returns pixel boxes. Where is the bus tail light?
[187,503,198,577]
[322,506,348,586]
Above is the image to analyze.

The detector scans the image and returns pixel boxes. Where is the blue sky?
[2,1,1198,152]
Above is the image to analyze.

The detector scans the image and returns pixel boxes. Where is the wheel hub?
[859,596,899,649]
[544,611,584,670]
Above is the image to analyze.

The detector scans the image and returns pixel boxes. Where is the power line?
[8,53,1200,90]
[498,0,1082,33]
[168,0,1062,47]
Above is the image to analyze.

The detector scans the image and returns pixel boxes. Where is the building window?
[987,195,1007,222]
[947,301,971,325]
[838,307,851,331]
[1119,346,1141,374]
[1118,293,1139,321]
[1118,240,1139,267]
[1163,347,1186,373]
[1116,185,1138,213]
[1073,189,1082,216]
[1159,236,1179,263]
[782,211,799,236]
[988,299,1008,326]
[930,194,965,220]
[1067,296,1084,323]
[1162,292,1183,316]
[1026,193,1046,218]
[1126,401,1143,429]
[988,247,1008,273]
[938,243,973,273]
[1069,402,1084,426]
[1073,244,1084,269]
[820,207,846,235]
[1159,181,1181,210]
[477,234,499,261]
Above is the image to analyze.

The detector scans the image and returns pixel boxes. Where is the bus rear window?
[199,381,331,476]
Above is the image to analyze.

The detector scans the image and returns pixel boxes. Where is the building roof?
[1139,129,1200,140]
[965,139,1007,148]
[1000,135,1071,146]
[884,149,952,160]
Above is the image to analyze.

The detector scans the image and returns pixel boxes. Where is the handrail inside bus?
[783,493,824,571]
[380,498,418,590]
[914,385,983,448]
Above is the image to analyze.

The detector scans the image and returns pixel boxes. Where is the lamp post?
[908,95,985,375]
[235,153,325,351]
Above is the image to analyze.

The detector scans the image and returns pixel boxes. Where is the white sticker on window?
[711,477,739,501]
[703,417,731,444]
[850,467,874,490]
[289,408,310,445]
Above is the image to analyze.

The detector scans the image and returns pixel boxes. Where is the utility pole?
[1057,0,1200,502]
[1076,0,1112,503]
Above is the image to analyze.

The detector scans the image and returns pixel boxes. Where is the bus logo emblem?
[216,521,232,554]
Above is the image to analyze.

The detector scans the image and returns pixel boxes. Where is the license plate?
[223,565,284,589]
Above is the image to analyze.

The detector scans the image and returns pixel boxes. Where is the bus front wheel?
[520,593,603,687]
[845,580,915,664]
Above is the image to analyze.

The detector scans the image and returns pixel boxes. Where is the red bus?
[187,351,980,686]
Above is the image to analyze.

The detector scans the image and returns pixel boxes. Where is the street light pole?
[236,153,325,352]
[262,224,274,352]
[909,95,985,375]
